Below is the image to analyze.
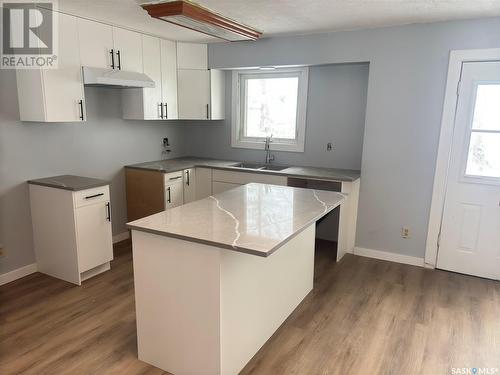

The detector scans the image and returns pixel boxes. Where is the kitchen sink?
[232,163,288,171]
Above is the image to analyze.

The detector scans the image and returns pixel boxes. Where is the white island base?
[132,224,315,375]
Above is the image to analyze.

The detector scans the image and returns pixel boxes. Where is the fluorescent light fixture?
[141,1,262,42]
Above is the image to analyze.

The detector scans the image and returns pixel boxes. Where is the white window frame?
[231,67,309,152]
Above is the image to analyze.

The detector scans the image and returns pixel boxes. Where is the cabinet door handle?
[206,104,209,119]
[116,50,121,70]
[164,103,168,119]
[110,49,115,69]
[169,176,182,181]
[159,103,164,119]
[167,187,171,203]
[85,193,104,200]
[186,170,190,186]
[106,202,111,222]
[78,99,84,121]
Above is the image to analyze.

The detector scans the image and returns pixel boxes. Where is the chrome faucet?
[264,135,275,164]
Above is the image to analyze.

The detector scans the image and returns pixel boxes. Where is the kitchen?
[1,1,500,374]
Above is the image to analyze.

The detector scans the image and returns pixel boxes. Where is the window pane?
[472,84,500,131]
[245,76,299,139]
[465,132,500,178]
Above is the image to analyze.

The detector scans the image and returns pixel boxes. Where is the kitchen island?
[127,183,345,375]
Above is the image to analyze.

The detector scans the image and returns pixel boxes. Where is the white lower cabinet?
[212,170,287,194]
[212,170,287,188]
[212,181,241,194]
[195,168,212,200]
[29,184,113,285]
[75,201,113,273]
[164,172,184,209]
[183,168,196,203]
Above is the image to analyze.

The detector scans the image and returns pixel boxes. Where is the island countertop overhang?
[126,183,345,257]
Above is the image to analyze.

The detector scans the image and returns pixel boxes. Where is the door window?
[465,84,500,179]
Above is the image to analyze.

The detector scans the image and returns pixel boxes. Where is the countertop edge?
[126,198,344,257]
[27,180,109,191]
[125,161,361,182]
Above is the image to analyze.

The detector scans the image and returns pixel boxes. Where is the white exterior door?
[437,61,500,280]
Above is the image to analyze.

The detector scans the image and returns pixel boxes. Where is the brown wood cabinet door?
[125,169,165,221]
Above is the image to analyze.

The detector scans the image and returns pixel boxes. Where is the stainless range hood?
[82,67,155,88]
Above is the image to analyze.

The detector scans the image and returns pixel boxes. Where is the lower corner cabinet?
[29,180,113,285]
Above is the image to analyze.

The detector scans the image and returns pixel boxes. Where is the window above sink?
[231,67,309,153]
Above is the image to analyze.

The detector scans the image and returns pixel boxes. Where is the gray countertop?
[127,183,345,257]
[27,175,109,191]
[126,156,361,182]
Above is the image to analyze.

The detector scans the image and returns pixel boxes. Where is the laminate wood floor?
[1,240,500,375]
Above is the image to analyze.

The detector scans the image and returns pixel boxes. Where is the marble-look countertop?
[126,156,360,182]
[127,183,345,257]
[27,175,109,191]
[125,157,240,173]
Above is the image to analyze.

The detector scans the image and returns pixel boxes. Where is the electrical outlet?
[401,227,410,239]
[327,142,333,151]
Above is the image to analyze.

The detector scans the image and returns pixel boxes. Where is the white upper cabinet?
[15,11,222,123]
[161,39,179,120]
[112,27,143,73]
[178,69,210,120]
[177,43,208,70]
[77,18,114,69]
[122,36,178,120]
[123,35,162,120]
[16,11,85,122]
[210,70,225,120]
[177,42,225,120]
[77,20,142,72]
[142,35,163,120]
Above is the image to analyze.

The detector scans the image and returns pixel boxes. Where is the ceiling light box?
[142,0,262,41]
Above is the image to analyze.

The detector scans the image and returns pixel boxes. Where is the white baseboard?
[0,263,38,286]
[353,247,425,267]
[113,231,130,244]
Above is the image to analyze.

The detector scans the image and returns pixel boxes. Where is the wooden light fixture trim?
[142,1,262,41]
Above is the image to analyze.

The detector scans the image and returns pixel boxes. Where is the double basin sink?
[232,162,289,172]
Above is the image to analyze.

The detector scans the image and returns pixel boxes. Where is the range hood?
[82,67,155,88]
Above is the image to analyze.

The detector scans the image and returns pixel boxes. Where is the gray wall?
[206,17,500,259]
[184,63,369,170]
[0,70,187,274]
[1,16,499,275]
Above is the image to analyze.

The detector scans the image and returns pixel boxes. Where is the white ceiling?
[57,0,500,42]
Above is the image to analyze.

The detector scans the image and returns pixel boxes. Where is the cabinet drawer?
[212,170,287,186]
[74,186,110,208]
[164,171,183,185]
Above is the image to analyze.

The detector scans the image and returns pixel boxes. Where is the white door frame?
[425,48,500,268]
